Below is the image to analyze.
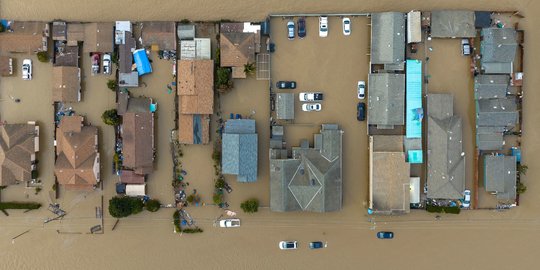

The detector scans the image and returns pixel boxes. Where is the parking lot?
[270,16,371,210]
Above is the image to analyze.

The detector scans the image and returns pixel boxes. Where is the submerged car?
[377,231,394,239]
[462,38,471,56]
[319,16,328,37]
[302,103,322,112]
[357,102,366,121]
[342,17,351,35]
[22,59,32,80]
[462,189,471,208]
[287,20,295,40]
[299,92,323,101]
[298,17,306,39]
[276,81,296,89]
[279,241,298,250]
[309,241,326,249]
[91,53,100,75]
[219,219,241,228]
[102,53,112,75]
[357,80,365,99]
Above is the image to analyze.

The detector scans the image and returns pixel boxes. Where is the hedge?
[0,202,41,210]
[426,204,461,214]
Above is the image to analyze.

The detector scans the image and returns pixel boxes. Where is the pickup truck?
[219,219,241,228]
[299,92,323,101]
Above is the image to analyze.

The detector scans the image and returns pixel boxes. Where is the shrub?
[180,19,190,24]
[108,196,144,218]
[0,202,41,210]
[244,63,256,75]
[35,187,42,195]
[37,51,49,63]
[173,211,181,233]
[426,204,460,214]
[102,109,121,126]
[216,67,233,92]
[517,181,527,194]
[107,79,118,91]
[214,177,226,189]
[51,183,57,192]
[186,194,200,204]
[145,199,160,212]
[240,198,259,213]
[181,227,203,233]
[213,193,223,205]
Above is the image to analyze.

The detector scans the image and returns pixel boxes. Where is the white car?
[279,241,298,250]
[302,103,322,112]
[219,219,241,228]
[299,92,323,101]
[462,190,471,208]
[287,20,295,40]
[357,81,365,99]
[342,17,351,36]
[461,38,471,56]
[102,53,112,75]
[319,16,328,37]
[22,59,32,80]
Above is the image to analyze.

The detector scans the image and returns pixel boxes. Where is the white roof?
[409,177,420,204]
[116,21,132,32]
[126,184,146,196]
[243,22,260,33]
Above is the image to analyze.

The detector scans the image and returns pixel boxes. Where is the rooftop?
[220,32,256,67]
[0,123,39,186]
[83,22,114,53]
[178,60,214,114]
[370,12,405,65]
[484,155,517,202]
[141,22,177,51]
[122,111,155,175]
[367,73,405,128]
[0,21,47,53]
[222,119,258,182]
[474,74,510,100]
[480,27,518,74]
[276,93,294,120]
[52,66,81,103]
[430,10,476,38]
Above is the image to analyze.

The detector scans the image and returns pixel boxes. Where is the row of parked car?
[280,232,394,250]
[91,53,112,75]
[287,16,352,40]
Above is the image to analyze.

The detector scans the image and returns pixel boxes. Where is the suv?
[298,17,306,39]
[276,81,296,89]
[299,92,323,101]
[461,38,471,56]
[319,16,328,37]
[22,59,32,80]
[279,241,298,250]
[102,53,112,75]
[287,20,295,40]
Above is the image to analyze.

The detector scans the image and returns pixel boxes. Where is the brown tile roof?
[0,21,47,53]
[220,23,245,33]
[178,113,210,145]
[220,32,256,67]
[141,22,177,51]
[67,23,85,46]
[0,56,13,76]
[55,116,99,190]
[52,66,81,103]
[54,45,79,67]
[119,33,136,73]
[52,21,67,41]
[178,60,214,114]
[120,170,145,184]
[121,112,154,174]
[83,22,114,53]
[0,123,38,186]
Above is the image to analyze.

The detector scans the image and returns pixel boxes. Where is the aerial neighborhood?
[0,9,527,244]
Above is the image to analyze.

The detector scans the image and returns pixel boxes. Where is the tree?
[102,109,121,126]
[107,79,118,91]
[244,63,256,76]
[145,199,160,212]
[517,164,528,175]
[517,181,527,194]
[214,176,226,189]
[240,198,259,213]
[216,67,233,93]
[109,197,133,218]
[37,51,49,63]
[213,193,223,205]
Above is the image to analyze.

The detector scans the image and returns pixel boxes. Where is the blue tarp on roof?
[406,59,422,139]
[133,49,152,76]
[408,150,423,163]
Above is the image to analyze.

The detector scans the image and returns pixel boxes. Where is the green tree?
[214,176,226,189]
[37,51,49,63]
[107,79,118,91]
[517,181,527,194]
[102,109,121,126]
[213,193,223,205]
[517,164,528,175]
[216,67,233,93]
[108,197,133,218]
[240,198,259,213]
[145,199,161,212]
[244,63,256,76]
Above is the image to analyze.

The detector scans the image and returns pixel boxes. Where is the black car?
[376,231,394,239]
[276,81,297,89]
[298,17,306,39]
[357,102,366,121]
[309,241,325,249]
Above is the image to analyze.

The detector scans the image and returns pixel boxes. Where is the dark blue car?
[376,231,394,239]
[298,17,306,39]
[357,102,366,121]
[309,241,325,249]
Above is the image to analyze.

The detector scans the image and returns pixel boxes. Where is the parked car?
[342,17,351,35]
[309,241,326,249]
[287,20,295,40]
[102,53,112,75]
[279,241,298,250]
[319,16,328,37]
[462,189,471,208]
[91,53,100,75]
[299,92,323,101]
[22,59,32,80]
[298,17,306,39]
[357,80,366,99]
[276,81,296,89]
[461,38,471,56]
[376,231,394,239]
[357,102,366,121]
[219,219,241,228]
[302,103,322,112]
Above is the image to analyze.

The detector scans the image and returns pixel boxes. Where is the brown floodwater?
[1,0,540,269]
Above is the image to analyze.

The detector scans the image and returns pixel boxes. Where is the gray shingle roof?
[222,119,258,182]
[430,10,476,38]
[474,75,510,100]
[276,93,294,120]
[370,12,405,65]
[476,97,518,127]
[367,73,405,127]
[480,28,517,74]
[484,155,516,202]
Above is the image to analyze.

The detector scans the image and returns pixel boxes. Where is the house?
[83,22,114,53]
[0,56,13,76]
[480,28,518,74]
[66,23,85,46]
[177,59,214,144]
[115,21,132,45]
[126,184,146,196]
[177,24,195,41]
[52,66,81,103]
[427,94,465,200]
[219,22,259,69]
[405,60,423,163]
[52,21,67,41]
[369,135,411,215]
[0,122,40,186]
[370,12,405,68]
[119,170,145,184]
[430,11,476,38]
[0,21,48,53]
[367,73,405,129]
[222,119,258,182]
[118,33,138,87]
[276,93,294,120]
[484,155,517,202]
[141,22,177,51]
[474,75,510,100]
[54,116,100,190]
[180,38,211,60]
[270,124,343,212]
[54,45,79,67]
[476,97,518,150]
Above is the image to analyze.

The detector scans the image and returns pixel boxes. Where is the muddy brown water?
[1,1,540,269]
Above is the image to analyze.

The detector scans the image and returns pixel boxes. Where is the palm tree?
[244,63,256,76]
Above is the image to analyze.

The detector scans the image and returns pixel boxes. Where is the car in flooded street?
[279,241,298,250]
[22,59,32,80]
[302,103,322,112]
[376,231,394,239]
[91,53,100,75]
[309,241,326,249]
[276,81,296,89]
[319,16,328,37]
[287,20,295,40]
[102,53,112,75]
[342,17,351,35]
[299,92,323,101]
[298,17,306,38]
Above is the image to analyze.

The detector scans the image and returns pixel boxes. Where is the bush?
[517,181,527,194]
[214,177,226,189]
[186,194,200,204]
[107,79,118,91]
[37,51,49,63]
[102,109,121,126]
[52,183,57,192]
[173,211,181,233]
[213,193,223,205]
[35,187,42,195]
[108,196,144,218]
[182,227,203,234]
[145,199,161,212]
[426,204,460,214]
[0,202,41,210]
[244,63,256,75]
[240,198,259,213]
[216,67,233,92]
